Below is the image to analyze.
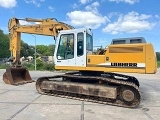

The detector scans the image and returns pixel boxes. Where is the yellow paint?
[85,67,145,73]
[56,43,157,74]
[87,55,105,65]
[55,66,86,71]
[145,44,157,73]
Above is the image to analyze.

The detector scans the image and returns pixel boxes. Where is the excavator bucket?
[3,67,34,85]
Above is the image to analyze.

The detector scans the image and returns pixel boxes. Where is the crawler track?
[36,72,141,108]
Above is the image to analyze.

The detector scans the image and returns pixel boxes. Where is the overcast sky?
[0,0,160,51]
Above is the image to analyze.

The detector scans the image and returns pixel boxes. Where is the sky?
[0,0,160,51]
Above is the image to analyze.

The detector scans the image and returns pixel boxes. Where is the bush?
[44,63,55,71]
[23,59,55,71]
[0,64,9,69]
[0,59,55,71]
[36,59,44,70]
[22,62,35,70]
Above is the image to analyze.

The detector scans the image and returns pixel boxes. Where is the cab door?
[75,32,86,66]
[76,29,93,67]
[54,32,76,66]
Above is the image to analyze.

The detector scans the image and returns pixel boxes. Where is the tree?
[0,29,10,58]
[36,45,48,56]
[20,41,34,57]
[36,44,55,56]
[156,52,160,61]
[47,44,55,56]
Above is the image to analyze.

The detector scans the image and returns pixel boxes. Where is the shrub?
[0,64,9,69]
[22,62,35,70]
[35,60,55,71]
[14,59,55,71]
[36,59,44,70]
[43,63,55,71]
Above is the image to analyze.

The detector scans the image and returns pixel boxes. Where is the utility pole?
[30,34,36,70]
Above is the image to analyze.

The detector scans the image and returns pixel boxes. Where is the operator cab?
[54,28,93,69]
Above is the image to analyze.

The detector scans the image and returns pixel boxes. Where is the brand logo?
[111,63,137,67]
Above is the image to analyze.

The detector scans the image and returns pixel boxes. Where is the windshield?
[56,34,74,60]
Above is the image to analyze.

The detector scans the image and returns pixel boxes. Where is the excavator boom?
[3,17,73,85]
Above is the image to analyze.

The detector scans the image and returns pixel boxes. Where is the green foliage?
[0,29,35,58]
[36,44,55,56]
[0,29,10,58]
[35,59,55,71]
[156,52,160,61]
[0,64,9,69]
[48,44,55,55]
[43,63,55,71]
[22,62,35,70]
[21,60,55,71]
[36,45,48,56]
[21,41,34,57]
[36,59,44,70]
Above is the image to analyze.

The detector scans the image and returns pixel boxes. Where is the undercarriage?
[36,72,140,108]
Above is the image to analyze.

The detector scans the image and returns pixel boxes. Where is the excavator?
[3,17,157,108]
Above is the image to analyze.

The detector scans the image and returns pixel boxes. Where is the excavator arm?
[8,17,73,65]
[3,17,73,85]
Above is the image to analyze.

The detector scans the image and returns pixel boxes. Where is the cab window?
[57,34,74,60]
[77,33,84,56]
[86,33,93,51]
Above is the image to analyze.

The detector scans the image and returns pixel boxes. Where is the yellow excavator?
[3,17,157,108]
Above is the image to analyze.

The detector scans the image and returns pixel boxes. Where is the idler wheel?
[122,89,135,102]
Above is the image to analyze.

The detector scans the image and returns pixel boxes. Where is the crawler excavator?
[3,17,157,108]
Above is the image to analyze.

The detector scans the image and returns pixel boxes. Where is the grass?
[0,64,9,69]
